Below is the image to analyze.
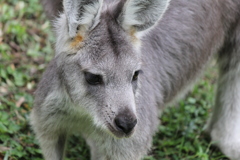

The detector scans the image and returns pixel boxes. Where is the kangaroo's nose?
[114,111,137,135]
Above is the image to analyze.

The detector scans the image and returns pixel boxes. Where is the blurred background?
[0,0,228,159]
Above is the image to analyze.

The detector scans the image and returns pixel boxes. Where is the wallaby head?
[52,0,170,138]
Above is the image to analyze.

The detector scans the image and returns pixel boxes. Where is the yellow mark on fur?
[130,27,137,41]
[129,27,141,48]
[71,34,84,48]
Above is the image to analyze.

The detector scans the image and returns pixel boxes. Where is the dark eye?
[84,72,103,85]
[132,71,140,82]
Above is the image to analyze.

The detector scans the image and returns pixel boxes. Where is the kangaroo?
[30,0,240,159]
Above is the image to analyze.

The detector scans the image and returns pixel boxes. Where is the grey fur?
[31,0,240,159]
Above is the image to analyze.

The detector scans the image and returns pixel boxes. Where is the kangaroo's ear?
[63,0,103,38]
[118,0,170,36]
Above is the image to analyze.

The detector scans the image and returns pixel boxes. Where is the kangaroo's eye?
[132,71,140,82]
[84,72,103,85]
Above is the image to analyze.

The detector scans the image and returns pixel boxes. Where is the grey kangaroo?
[30,0,240,159]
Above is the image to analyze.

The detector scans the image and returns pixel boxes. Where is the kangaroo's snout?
[114,110,137,136]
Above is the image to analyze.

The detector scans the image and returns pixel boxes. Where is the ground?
[0,0,228,159]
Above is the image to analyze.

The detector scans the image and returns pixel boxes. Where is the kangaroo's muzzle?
[114,109,137,137]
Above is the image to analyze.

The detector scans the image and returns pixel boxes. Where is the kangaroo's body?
[31,0,240,159]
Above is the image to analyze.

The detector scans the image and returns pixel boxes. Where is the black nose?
[114,112,137,135]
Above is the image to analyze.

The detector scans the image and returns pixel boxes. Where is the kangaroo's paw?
[210,128,240,160]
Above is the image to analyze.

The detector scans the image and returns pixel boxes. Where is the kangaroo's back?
[141,0,240,104]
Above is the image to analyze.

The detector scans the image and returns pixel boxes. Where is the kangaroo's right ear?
[63,0,103,38]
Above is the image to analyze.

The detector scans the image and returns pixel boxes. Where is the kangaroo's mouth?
[106,122,136,138]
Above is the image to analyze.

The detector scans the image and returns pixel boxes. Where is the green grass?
[0,0,227,159]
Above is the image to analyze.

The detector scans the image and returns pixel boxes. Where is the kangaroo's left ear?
[63,0,103,38]
[118,0,170,37]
